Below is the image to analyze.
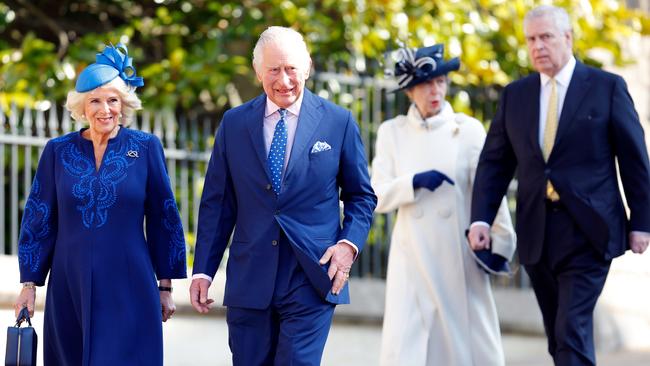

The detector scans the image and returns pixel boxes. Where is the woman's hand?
[14,285,36,319]
[159,279,176,322]
[412,170,455,192]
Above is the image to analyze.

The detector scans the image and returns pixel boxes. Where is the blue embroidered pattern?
[58,129,151,228]
[163,198,185,268]
[18,179,51,272]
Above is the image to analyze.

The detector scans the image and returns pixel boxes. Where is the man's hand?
[468,225,491,251]
[189,278,214,314]
[629,231,650,254]
[14,286,36,319]
[319,242,355,295]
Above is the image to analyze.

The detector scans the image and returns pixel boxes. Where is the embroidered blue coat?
[17,127,187,366]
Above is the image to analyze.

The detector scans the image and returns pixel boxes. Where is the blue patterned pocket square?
[310,141,332,154]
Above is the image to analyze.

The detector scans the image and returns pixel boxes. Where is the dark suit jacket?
[471,61,650,265]
[193,89,376,308]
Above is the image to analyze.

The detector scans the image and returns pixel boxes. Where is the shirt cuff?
[630,230,650,236]
[470,221,491,229]
[192,273,213,283]
[337,239,359,260]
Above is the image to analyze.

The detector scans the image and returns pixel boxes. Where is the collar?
[407,101,455,130]
[540,56,576,88]
[264,92,305,118]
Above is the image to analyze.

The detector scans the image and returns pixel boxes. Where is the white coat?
[372,102,516,366]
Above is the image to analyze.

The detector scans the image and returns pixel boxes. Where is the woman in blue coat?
[13,44,187,365]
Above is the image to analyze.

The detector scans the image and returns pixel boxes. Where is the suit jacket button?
[272,240,278,246]
[266,184,272,190]
[275,210,280,215]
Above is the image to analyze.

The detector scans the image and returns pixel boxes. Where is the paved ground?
[2,309,648,365]
[2,254,649,364]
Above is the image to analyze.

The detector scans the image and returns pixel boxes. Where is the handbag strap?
[14,307,32,327]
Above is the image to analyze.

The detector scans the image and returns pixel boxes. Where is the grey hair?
[252,26,311,71]
[524,5,572,34]
[65,77,142,125]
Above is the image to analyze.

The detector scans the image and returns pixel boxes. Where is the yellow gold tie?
[543,78,560,201]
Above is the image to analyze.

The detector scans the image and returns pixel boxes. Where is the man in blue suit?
[468,5,650,366]
[189,26,376,365]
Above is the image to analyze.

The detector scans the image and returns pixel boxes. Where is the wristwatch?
[158,286,173,292]
[22,282,36,289]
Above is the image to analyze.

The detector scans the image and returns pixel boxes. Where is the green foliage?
[0,0,648,120]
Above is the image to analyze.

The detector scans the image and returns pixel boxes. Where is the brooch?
[126,150,139,158]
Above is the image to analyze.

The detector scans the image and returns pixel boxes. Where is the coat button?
[438,207,452,218]
[275,210,280,215]
[266,184,272,190]
[272,240,278,246]
[412,207,423,218]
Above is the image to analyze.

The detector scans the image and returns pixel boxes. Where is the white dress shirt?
[263,94,303,174]
[538,56,576,147]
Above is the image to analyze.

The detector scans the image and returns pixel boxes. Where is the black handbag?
[5,307,38,366]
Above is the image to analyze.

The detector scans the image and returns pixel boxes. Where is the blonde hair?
[65,77,142,125]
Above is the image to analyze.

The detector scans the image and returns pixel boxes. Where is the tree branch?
[13,0,69,59]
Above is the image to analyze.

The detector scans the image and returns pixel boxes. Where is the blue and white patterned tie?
[268,108,288,195]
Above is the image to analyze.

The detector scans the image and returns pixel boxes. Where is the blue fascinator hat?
[75,43,144,92]
[386,44,460,92]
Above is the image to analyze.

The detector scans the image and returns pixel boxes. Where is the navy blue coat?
[471,61,650,264]
[193,89,376,308]
[18,127,187,365]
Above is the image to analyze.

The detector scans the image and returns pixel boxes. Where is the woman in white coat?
[372,44,516,366]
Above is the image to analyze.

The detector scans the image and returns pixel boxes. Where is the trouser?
[524,201,611,366]
[226,233,335,366]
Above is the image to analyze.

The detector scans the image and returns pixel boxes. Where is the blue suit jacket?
[472,61,650,264]
[193,89,377,308]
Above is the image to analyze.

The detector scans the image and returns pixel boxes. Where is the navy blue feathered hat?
[386,44,460,92]
[75,43,144,92]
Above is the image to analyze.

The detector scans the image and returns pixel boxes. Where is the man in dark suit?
[468,5,650,366]
[189,26,376,365]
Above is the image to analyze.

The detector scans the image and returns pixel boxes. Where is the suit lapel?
[554,61,590,149]
[284,89,323,180]
[245,94,272,181]
[525,74,544,160]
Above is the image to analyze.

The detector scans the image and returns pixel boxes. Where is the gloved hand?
[412,170,454,192]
